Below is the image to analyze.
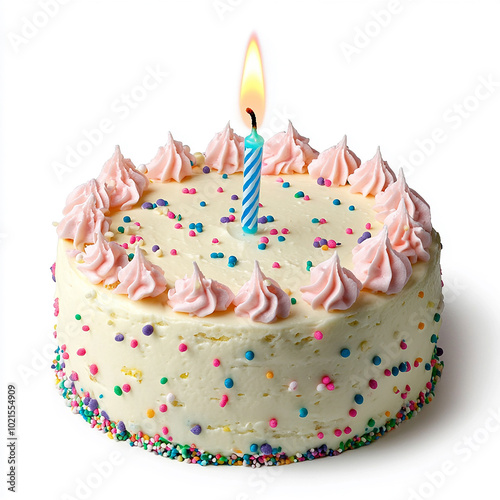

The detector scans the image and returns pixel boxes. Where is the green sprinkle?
[128,253,134,261]
[117,226,125,233]
[367,418,375,427]
[75,314,81,320]
[294,191,304,198]
[114,386,123,396]
[291,298,297,305]
[160,377,168,384]
[433,313,441,322]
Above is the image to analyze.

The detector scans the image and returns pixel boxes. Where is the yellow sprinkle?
[180,372,189,379]
[223,426,231,432]
[321,245,329,251]
[146,409,155,418]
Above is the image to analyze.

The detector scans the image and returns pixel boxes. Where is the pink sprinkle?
[314,236,322,242]
[130,339,138,348]
[327,240,336,248]
[188,230,196,237]
[344,426,352,434]
[220,395,228,408]
[212,238,219,244]
[369,379,378,389]
[170,249,177,255]
[228,214,236,222]
[270,229,278,235]
[70,371,78,381]
[159,404,168,413]
[89,364,98,375]
[161,426,169,435]
[259,202,263,208]
[182,188,189,194]
[260,237,269,244]
[76,348,86,356]
[334,429,342,437]
[346,228,353,234]
[349,409,357,418]
[62,352,69,359]
[174,223,182,229]
[322,376,331,385]
[217,187,223,193]
[366,223,372,229]
[326,383,335,391]
[269,418,278,428]
[122,243,129,249]
[130,235,136,244]
[122,383,131,393]
[272,262,280,268]
[324,179,332,187]
[384,369,391,376]
[189,188,196,194]
[167,211,176,219]
[314,330,323,340]
[179,343,187,352]
[281,228,289,234]
[406,384,411,391]
[317,432,324,439]
[135,236,143,241]
[213,358,220,367]
[304,195,310,201]
[319,218,326,224]
[276,177,283,183]
[134,222,141,227]
[82,325,90,332]
[400,340,407,350]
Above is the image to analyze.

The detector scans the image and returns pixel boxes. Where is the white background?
[1,1,499,499]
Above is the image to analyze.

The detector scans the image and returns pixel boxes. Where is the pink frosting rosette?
[204,122,245,174]
[168,262,234,317]
[63,178,111,215]
[352,226,412,294]
[308,135,361,186]
[233,261,290,323]
[114,245,167,300]
[385,199,431,264]
[96,145,148,210]
[348,147,396,196]
[262,121,318,175]
[146,132,196,182]
[77,232,129,285]
[373,168,432,232]
[300,252,362,311]
[57,194,111,250]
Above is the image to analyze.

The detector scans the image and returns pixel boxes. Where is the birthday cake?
[51,122,444,466]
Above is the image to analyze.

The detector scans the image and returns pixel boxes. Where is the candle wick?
[246,107,257,129]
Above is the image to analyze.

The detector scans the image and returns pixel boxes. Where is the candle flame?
[240,33,265,126]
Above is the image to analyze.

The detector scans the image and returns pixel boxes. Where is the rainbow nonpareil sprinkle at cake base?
[52,123,444,466]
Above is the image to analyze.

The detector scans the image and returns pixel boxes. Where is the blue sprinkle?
[399,362,407,372]
[222,173,228,179]
[123,216,131,223]
[210,252,218,259]
[349,205,355,211]
[340,348,350,358]
[392,366,400,376]
[229,207,235,213]
[250,444,258,453]
[189,223,196,229]
[217,252,224,258]
[278,236,285,242]
[333,199,341,205]
[372,355,382,365]
[258,243,266,250]
[354,394,364,405]
[299,408,308,418]
[282,182,290,188]
[224,378,234,389]
[266,215,274,222]
[200,201,206,207]
[245,350,254,360]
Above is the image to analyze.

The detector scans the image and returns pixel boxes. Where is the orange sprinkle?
[418,322,425,330]
[418,291,424,298]
[385,411,391,417]
[146,409,155,418]
[266,371,274,379]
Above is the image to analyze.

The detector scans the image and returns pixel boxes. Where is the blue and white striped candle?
[242,108,264,234]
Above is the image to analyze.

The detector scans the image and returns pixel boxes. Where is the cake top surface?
[57,128,435,326]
